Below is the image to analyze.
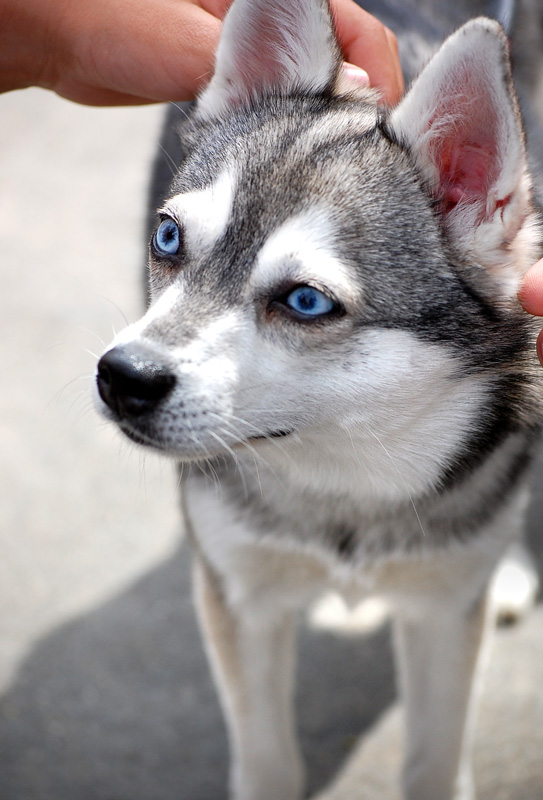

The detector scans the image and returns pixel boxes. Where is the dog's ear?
[196,0,342,119]
[389,18,536,290]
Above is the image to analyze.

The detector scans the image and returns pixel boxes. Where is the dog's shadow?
[0,542,395,800]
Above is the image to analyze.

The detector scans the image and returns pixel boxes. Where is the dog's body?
[96,1,543,798]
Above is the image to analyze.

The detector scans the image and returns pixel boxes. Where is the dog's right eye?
[152,217,181,257]
[285,285,336,317]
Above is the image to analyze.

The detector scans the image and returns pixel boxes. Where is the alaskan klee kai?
[95,0,543,797]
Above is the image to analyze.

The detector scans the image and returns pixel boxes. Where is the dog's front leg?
[393,589,489,800]
[194,558,305,800]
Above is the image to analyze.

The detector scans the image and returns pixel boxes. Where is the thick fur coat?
[95,1,543,798]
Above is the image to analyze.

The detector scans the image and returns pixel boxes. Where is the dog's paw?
[489,542,540,626]
[453,766,475,800]
[231,754,305,800]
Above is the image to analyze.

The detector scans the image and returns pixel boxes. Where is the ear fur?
[389,18,539,293]
[196,0,342,119]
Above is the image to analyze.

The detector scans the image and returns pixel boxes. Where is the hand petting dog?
[0,0,402,105]
[519,259,543,366]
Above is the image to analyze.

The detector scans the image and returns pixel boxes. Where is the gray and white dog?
[95,1,543,798]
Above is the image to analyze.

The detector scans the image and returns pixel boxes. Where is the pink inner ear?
[438,137,497,214]
[231,9,296,100]
[427,71,505,219]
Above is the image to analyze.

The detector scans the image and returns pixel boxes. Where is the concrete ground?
[0,87,542,800]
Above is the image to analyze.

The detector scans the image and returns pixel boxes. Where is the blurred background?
[0,87,542,800]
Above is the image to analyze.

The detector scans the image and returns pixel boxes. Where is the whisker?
[249,450,264,499]
[209,430,249,500]
[78,326,107,349]
[176,461,185,494]
[214,411,293,461]
[91,294,130,329]
[365,426,427,539]
[208,413,289,489]
[182,419,224,496]
[157,141,180,178]
[168,102,191,121]
[209,412,281,462]
[138,452,149,498]
[204,457,223,495]
[44,372,94,414]
[192,449,223,497]
[68,390,96,420]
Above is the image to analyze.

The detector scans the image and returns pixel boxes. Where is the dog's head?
[95,0,541,500]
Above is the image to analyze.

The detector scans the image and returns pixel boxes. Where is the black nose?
[97,344,176,418]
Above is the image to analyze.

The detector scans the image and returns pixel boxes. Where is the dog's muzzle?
[96,344,176,420]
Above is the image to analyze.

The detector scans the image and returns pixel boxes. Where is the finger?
[384,25,400,68]
[341,62,371,90]
[196,0,232,19]
[537,328,543,368]
[47,85,163,106]
[331,0,404,105]
[518,259,543,316]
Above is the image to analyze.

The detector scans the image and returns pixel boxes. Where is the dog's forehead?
[154,99,445,317]
[171,98,380,205]
[160,100,384,282]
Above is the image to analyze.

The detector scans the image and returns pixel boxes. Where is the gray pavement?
[0,87,542,800]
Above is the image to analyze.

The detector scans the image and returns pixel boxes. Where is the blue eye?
[153,218,181,256]
[285,285,336,317]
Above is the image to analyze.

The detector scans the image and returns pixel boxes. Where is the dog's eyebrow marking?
[251,210,362,304]
[160,169,236,256]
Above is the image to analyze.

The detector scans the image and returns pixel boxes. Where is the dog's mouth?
[117,420,294,456]
[246,429,293,442]
[118,422,166,450]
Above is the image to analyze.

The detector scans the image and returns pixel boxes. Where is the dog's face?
[95,0,540,501]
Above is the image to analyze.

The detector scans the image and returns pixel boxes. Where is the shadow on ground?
[0,543,395,800]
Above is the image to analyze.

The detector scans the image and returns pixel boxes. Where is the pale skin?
[518,260,543,366]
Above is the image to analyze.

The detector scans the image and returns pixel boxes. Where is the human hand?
[0,0,227,105]
[0,0,402,106]
[518,259,543,366]
[333,0,403,105]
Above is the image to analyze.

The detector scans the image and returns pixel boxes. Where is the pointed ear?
[389,18,536,287]
[196,0,342,119]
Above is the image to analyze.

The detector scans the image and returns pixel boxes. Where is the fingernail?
[342,62,370,88]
